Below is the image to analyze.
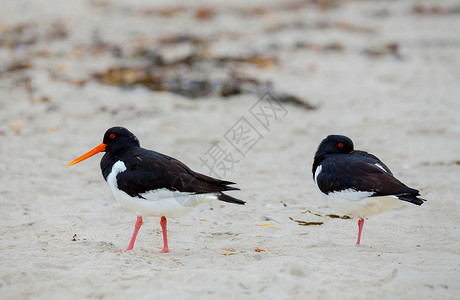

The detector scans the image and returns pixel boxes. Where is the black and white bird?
[68,126,245,253]
[312,135,426,244]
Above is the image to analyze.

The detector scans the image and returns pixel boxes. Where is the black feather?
[217,193,246,205]
[102,147,240,197]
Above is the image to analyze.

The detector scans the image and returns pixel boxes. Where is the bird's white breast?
[106,161,218,218]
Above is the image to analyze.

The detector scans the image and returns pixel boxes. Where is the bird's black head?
[103,126,140,153]
[67,126,141,167]
[314,135,354,158]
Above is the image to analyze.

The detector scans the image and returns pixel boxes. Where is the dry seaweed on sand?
[92,48,315,109]
[301,210,351,219]
[289,217,324,226]
[412,4,460,15]
[0,61,33,74]
[363,43,402,59]
[0,21,68,49]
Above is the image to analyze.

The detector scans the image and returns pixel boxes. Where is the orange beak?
[67,143,106,166]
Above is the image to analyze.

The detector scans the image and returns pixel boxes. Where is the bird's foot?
[156,248,169,254]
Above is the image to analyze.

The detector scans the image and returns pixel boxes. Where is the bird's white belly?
[314,166,399,219]
[325,190,399,219]
[106,161,218,218]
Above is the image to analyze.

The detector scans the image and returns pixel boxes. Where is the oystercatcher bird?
[312,135,426,245]
[67,126,245,253]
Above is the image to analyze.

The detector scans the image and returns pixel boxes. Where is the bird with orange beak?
[68,126,245,253]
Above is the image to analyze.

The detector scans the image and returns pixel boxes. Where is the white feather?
[314,165,322,191]
[325,190,399,219]
[374,163,388,173]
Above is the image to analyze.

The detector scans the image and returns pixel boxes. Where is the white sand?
[1,0,459,299]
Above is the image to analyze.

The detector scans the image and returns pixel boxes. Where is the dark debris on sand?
[93,45,316,109]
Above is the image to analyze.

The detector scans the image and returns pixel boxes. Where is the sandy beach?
[1,0,459,299]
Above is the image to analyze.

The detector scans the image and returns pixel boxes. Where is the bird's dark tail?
[397,194,426,205]
[218,193,245,205]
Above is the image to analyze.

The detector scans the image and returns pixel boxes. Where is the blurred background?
[1,0,459,138]
[1,0,459,299]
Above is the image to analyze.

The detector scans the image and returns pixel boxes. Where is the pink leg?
[122,215,142,252]
[156,216,169,253]
[356,218,364,245]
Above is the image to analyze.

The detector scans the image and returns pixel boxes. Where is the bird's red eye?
[110,134,116,139]
[338,143,344,148]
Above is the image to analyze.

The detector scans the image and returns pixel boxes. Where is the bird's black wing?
[316,155,425,205]
[351,150,393,175]
[116,148,239,198]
